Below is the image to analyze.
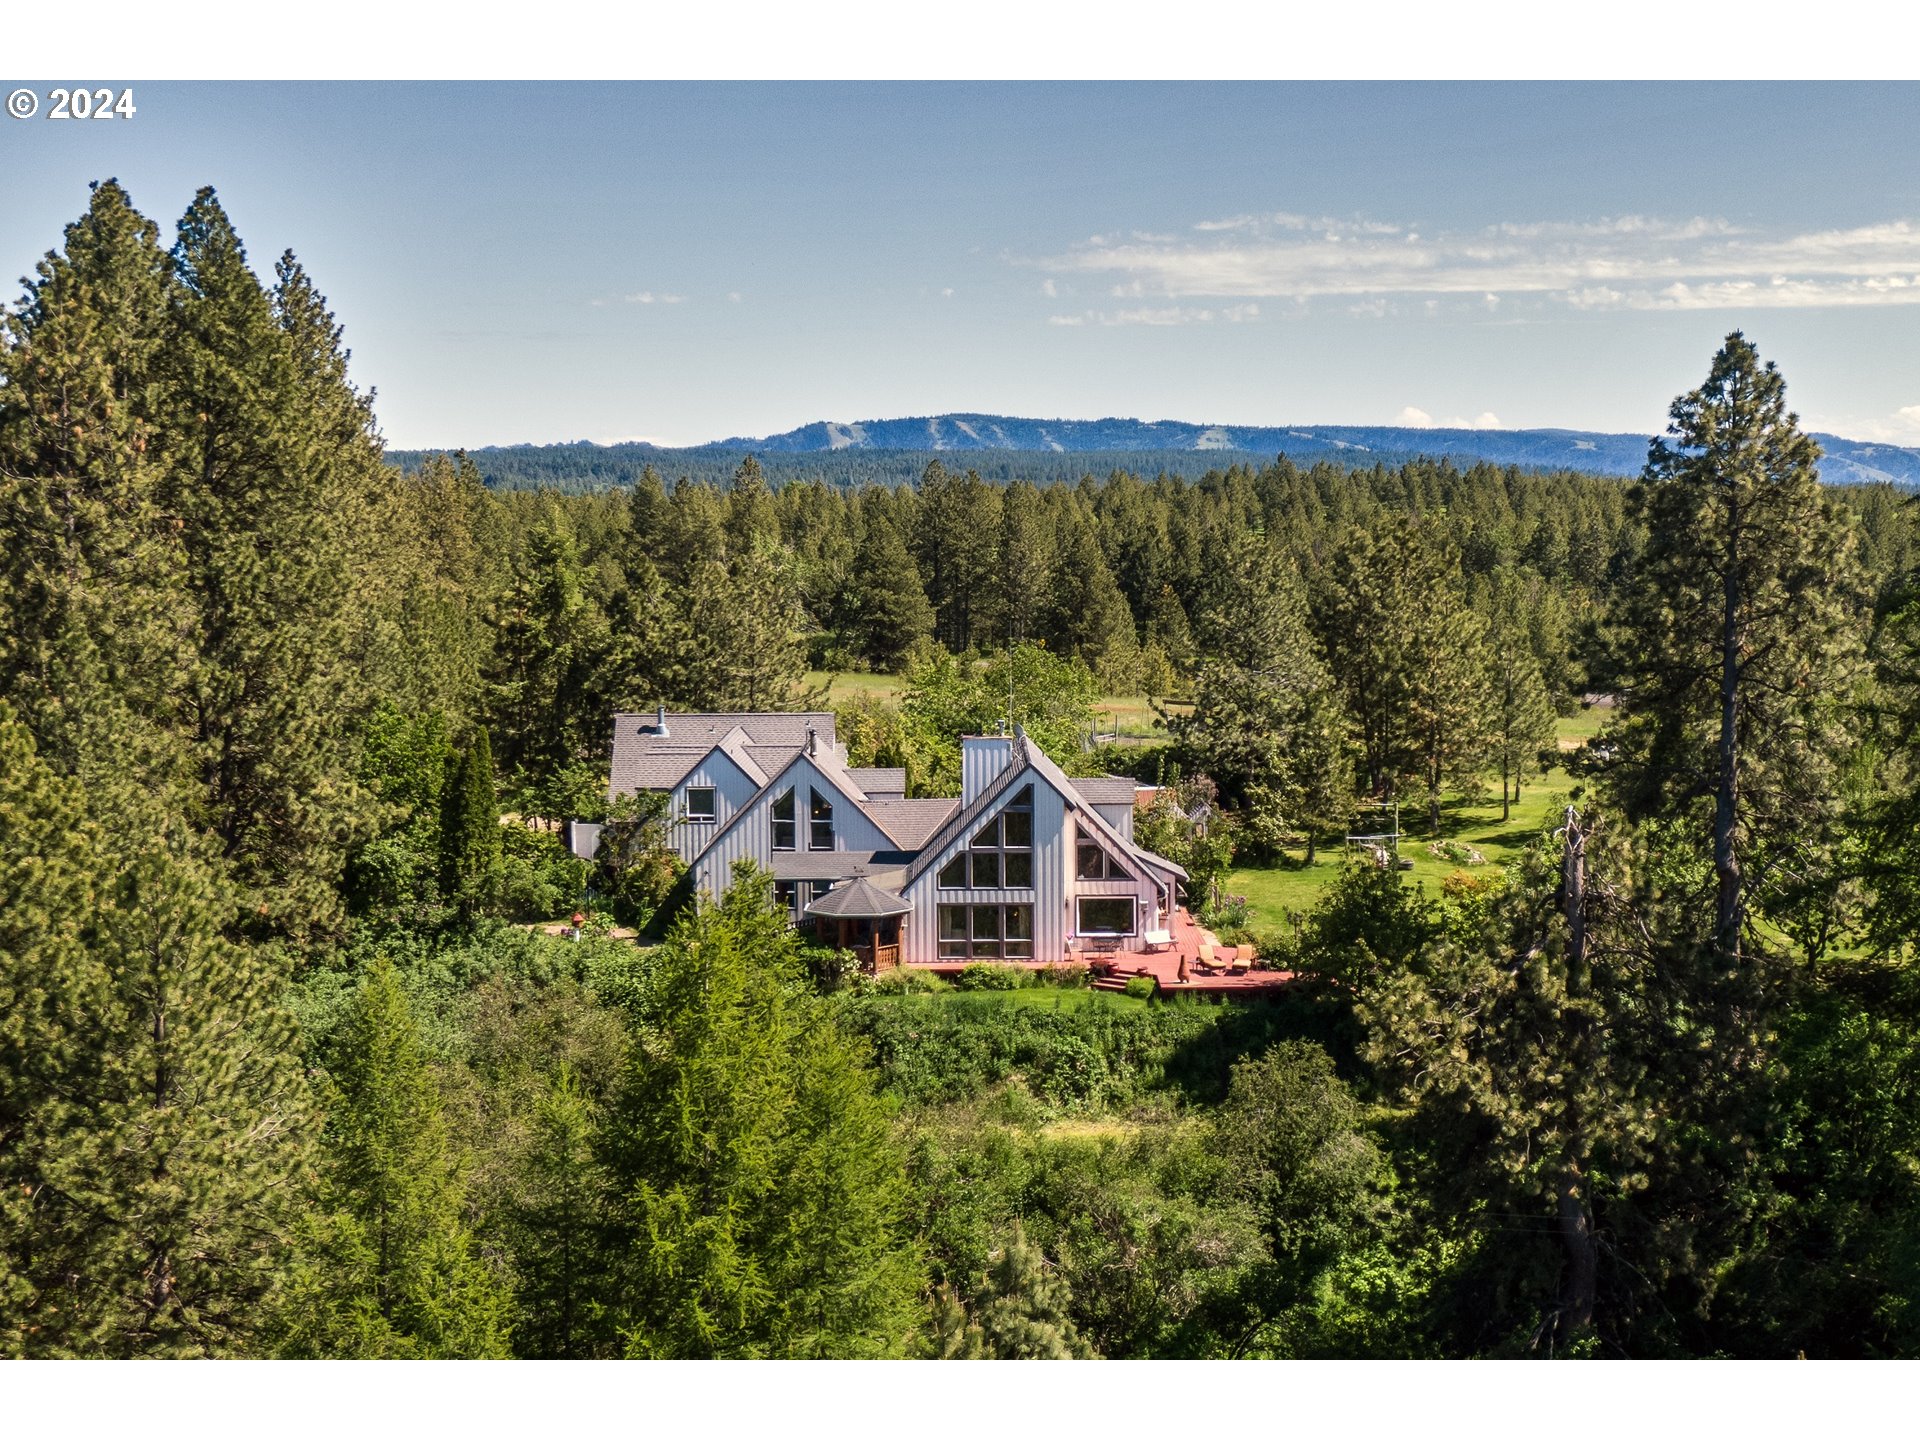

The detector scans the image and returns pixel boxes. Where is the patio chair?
[1229,945,1256,975]
[1194,943,1222,975]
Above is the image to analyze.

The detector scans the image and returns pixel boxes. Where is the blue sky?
[4,81,1919,449]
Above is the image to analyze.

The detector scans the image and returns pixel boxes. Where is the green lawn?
[808,669,909,705]
[1224,703,1609,932]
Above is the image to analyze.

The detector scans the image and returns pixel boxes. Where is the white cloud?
[1048,303,1264,327]
[941,287,955,299]
[1030,212,1920,313]
[1041,278,1058,298]
[727,291,743,303]
[623,291,685,305]
[1397,406,1435,427]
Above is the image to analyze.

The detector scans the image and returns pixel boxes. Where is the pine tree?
[915,462,1002,652]
[1045,503,1142,692]
[1489,629,1557,820]
[933,1221,1093,1359]
[724,454,779,556]
[273,957,512,1358]
[484,510,611,780]
[160,189,375,937]
[0,180,183,773]
[1175,538,1349,853]
[438,727,503,919]
[601,866,925,1358]
[844,509,935,671]
[1409,581,1495,835]
[1603,332,1867,955]
[503,1068,611,1358]
[1321,517,1493,829]
[679,545,809,711]
[0,703,312,1357]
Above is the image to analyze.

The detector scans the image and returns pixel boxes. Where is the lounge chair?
[1194,943,1222,975]
[1229,945,1255,974]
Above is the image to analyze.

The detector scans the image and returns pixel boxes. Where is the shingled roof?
[804,874,913,919]
[609,710,838,798]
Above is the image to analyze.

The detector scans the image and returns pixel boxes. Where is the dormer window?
[685,787,716,822]
[809,787,834,851]
[771,788,796,851]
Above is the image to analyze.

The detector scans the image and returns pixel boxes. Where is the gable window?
[1077,896,1135,937]
[938,903,1034,960]
[1077,838,1126,881]
[810,788,834,850]
[951,785,1034,890]
[685,786,717,822]
[771,789,796,851]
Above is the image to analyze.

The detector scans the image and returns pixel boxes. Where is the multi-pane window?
[1077,896,1135,936]
[1076,837,1126,880]
[811,879,833,905]
[939,786,1033,889]
[810,788,834,850]
[685,786,716,822]
[938,903,1034,960]
[771,789,796,851]
[773,879,800,919]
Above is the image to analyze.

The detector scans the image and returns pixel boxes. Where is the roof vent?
[805,725,819,757]
[653,703,668,736]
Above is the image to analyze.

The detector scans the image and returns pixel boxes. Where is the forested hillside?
[5,182,1919,1359]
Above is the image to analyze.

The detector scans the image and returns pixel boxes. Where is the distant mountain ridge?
[696,412,1920,486]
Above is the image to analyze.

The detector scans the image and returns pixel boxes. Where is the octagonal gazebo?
[804,874,912,973]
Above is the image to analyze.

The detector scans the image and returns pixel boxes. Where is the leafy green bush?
[800,943,862,993]
[868,966,950,995]
[1034,963,1092,990]
[953,962,1026,991]
[498,824,588,921]
[1124,974,1158,1000]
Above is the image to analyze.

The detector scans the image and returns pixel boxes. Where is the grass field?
[1224,702,1608,932]
[808,669,1187,742]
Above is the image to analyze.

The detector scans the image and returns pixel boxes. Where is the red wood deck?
[912,907,1295,998]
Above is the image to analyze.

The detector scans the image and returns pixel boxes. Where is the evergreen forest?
[4,181,1919,1359]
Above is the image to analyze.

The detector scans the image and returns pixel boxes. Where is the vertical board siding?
[961,736,1013,805]
[668,751,763,864]
[692,755,895,898]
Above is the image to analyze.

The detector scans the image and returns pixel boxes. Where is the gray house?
[606,707,1187,970]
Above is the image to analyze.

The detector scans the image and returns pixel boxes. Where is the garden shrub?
[1124,975,1158,1000]
[953,962,1026,991]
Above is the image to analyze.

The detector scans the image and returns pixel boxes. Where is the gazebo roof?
[804,874,913,919]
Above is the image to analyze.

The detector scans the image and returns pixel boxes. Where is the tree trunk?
[1554,1160,1598,1342]
[1501,756,1511,821]
[1551,806,1597,1343]
[1715,512,1742,956]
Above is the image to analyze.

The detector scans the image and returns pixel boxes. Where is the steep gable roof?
[609,710,836,799]
[691,739,913,860]
[904,729,1174,889]
[903,730,1043,885]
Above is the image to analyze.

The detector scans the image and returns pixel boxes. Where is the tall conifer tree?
[0,704,312,1357]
